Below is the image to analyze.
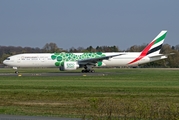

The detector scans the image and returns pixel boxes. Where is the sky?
[0,0,179,51]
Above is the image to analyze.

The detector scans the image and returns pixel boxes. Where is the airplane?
[3,30,172,73]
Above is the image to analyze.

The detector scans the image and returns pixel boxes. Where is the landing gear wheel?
[82,65,95,73]
[81,69,95,73]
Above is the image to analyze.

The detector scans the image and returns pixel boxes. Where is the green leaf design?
[52,52,106,67]
[51,55,56,60]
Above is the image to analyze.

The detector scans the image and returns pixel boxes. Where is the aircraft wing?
[78,53,124,65]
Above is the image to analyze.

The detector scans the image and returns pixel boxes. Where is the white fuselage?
[3,52,161,68]
[3,31,170,70]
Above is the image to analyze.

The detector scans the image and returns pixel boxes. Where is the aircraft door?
[17,56,21,63]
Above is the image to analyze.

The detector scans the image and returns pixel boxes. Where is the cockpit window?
[6,58,10,60]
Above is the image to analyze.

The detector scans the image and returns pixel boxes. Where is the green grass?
[0,68,179,119]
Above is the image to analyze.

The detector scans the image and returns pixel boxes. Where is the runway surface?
[0,114,80,120]
[1,68,178,77]
[0,72,109,76]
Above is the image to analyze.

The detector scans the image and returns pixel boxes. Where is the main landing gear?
[81,65,95,73]
[81,69,95,73]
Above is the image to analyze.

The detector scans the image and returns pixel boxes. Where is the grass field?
[0,68,179,119]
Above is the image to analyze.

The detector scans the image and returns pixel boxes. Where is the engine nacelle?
[59,61,79,71]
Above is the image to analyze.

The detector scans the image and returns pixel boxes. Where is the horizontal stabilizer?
[148,53,175,58]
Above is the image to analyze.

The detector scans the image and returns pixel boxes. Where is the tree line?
[0,42,179,67]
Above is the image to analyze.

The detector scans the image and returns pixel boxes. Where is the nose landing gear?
[13,67,19,74]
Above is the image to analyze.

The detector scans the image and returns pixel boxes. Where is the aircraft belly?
[103,59,130,66]
[128,57,150,66]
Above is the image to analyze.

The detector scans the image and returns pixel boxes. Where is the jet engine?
[59,61,79,71]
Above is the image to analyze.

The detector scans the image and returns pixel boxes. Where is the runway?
[1,68,179,77]
[0,72,109,76]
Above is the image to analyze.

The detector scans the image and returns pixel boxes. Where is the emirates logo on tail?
[128,30,167,65]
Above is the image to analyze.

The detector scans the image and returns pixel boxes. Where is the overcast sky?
[0,0,179,50]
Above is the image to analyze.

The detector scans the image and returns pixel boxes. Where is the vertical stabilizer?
[143,30,167,56]
[128,30,167,64]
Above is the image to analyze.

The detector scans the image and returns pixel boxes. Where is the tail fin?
[141,30,167,56]
[128,30,167,65]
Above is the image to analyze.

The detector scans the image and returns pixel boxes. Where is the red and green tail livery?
[128,30,167,65]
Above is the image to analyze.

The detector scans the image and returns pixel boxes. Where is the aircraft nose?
[3,60,6,65]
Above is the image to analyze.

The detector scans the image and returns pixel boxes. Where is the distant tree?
[127,44,146,52]
[0,53,10,63]
[161,44,179,67]
[127,45,139,52]
[175,44,179,51]
[69,47,78,52]
[34,47,43,53]
[42,43,61,53]
[110,46,119,52]
[77,47,85,52]
[86,46,95,52]
[160,44,173,54]
[96,46,102,52]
